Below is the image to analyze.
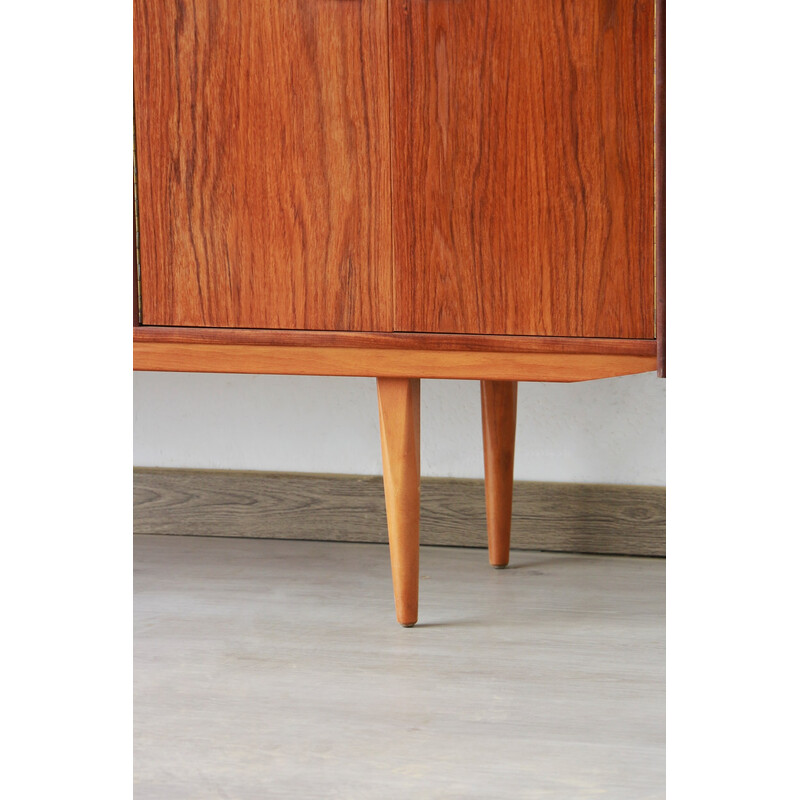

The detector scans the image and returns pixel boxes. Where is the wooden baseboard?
[133,468,665,557]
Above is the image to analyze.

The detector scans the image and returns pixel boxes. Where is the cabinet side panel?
[134,0,392,331]
[656,0,666,376]
[391,0,655,338]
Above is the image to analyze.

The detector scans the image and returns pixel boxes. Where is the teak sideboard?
[133,0,666,626]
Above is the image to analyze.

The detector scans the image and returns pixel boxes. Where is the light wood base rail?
[134,328,657,382]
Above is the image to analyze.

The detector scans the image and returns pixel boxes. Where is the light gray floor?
[134,535,665,799]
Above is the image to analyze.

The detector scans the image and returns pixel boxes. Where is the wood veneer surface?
[134,0,392,331]
[134,326,656,355]
[391,0,655,338]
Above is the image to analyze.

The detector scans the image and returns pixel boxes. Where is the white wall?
[134,371,665,486]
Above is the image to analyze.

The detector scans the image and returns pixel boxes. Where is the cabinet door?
[134,0,392,330]
[390,0,655,338]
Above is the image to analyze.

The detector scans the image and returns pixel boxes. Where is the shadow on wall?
[133,371,665,486]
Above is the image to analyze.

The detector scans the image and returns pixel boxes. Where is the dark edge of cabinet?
[656,0,666,378]
[133,94,142,327]
[134,191,140,327]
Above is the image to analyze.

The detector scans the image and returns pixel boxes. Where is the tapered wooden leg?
[377,378,421,627]
[481,380,518,568]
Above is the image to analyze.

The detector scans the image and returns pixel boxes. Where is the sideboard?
[134,0,666,626]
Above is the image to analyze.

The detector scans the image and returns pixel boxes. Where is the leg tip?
[400,621,416,628]
[491,563,508,570]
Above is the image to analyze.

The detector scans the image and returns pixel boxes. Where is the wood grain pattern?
[656,0,666,377]
[390,0,655,338]
[377,378,421,626]
[134,340,657,381]
[133,469,667,557]
[481,381,518,567]
[134,325,657,355]
[134,0,391,331]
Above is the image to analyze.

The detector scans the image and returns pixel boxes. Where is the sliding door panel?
[390,0,655,337]
[135,0,392,330]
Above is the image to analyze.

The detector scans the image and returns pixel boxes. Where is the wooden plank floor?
[134,535,665,799]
